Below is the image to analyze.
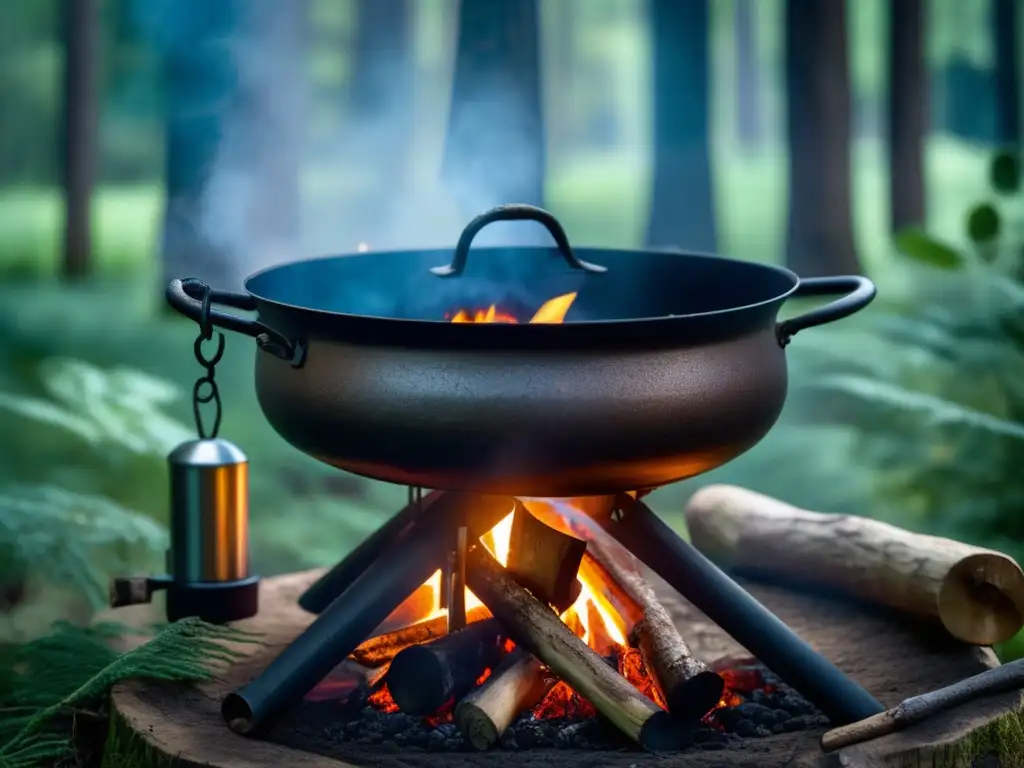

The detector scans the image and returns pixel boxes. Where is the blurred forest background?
[0,0,1022,660]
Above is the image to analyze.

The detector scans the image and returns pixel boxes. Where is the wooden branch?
[351,605,491,666]
[821,658,1024,752]
[454,647,557,750]
[464,545,687,751]
[384,617,506,716]
[571,519,724,722]
[506,501,587,612]
[685,485,1024,645]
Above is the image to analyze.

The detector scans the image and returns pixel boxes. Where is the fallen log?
[385,618,507,716]
[454,647,557,750]
[464,544,685,751]
[685,485,1024,645]
[351,605,491,667]
[560,507,724,722]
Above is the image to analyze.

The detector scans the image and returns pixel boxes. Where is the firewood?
[565,516,724,722]
[821,658,1024,752]
[454,647,558,750]
[464,545,687,751]
[351,606,491,667]
[385,618,507,716]
[685,485,1024,645]
[506,502,587,612]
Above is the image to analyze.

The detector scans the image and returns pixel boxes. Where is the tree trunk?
[887,0,928,232]
[734,0,761,152]
[161,0,304,291]
[644,0,717,252]
[784,0,861,276]
[61,0,100,279]
[993,0,1021,148]
[442,0,546,233]
[347,0,415,233]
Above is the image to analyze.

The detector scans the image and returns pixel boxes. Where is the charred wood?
[566,516,723,721]
[600,493,884,726]
[351,606,491,667]
[386,618,507,716]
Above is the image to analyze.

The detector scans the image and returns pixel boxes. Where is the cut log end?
[941,552,1024,645]
[455,701,502,751]
[664,670,727,722]
[637,709,697,752]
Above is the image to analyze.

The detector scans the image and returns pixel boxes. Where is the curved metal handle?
[430,204,608,277]
[776,275,877,347]
[166,278,305,366]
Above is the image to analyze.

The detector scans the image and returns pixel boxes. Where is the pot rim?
[243,245,803,329]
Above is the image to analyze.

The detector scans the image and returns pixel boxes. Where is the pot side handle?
[776,276,876,347]
[431,204,608,277]
[166,278,305,366]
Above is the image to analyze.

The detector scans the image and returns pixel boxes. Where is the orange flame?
[364,291,675,721]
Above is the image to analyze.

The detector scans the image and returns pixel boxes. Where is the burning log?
[598,493,885,726]
[685,485,1024,646]
[298,490,443,614]
[351,605,491,667]
[506,503,587,612]
[463,544,686,751]
[222,493,515,735]
[454,647,557,751]
[568,517,724,722]
[385,617,507,716]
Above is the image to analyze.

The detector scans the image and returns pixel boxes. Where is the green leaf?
[966,203,1001,244]
[893,228,965,269]
[991,151,1022,194]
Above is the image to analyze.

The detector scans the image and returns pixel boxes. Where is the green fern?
[0,486,168,609]
[0,618,260,768]
[813,375,1024,441]
[0,358,194,457]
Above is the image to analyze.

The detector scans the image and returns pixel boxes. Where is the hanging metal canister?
[109,280,259,624]
[163,437,260,623]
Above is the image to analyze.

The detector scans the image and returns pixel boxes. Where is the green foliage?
[894,227,964,269]
[0,486,167,609]
[0,359,196,610]
[0,618,259,768]
[818,151,1024,559]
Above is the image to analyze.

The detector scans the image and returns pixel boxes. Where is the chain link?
[191,281,225,440]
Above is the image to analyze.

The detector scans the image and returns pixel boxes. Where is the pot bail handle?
[431,204,608,277]
[776,275,877,347]
[166,278,305,366]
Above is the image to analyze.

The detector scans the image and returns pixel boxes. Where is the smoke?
[144,0,555,290]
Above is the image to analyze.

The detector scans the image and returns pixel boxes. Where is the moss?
[929,704,1024,768]
[101,716,177,768]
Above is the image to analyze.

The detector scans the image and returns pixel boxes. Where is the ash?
[272,662,828,755]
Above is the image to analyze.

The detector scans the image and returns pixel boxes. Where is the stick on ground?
[821,658,1024,751]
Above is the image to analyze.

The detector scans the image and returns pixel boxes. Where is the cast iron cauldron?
[167,205,875,496]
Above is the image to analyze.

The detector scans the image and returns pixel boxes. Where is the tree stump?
[107,568,1024,768]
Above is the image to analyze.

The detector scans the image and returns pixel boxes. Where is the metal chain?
[191,282,226,440]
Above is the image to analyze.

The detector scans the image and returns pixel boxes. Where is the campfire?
[284,298,761,751]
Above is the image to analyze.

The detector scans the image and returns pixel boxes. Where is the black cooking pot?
[167,205,875,496]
